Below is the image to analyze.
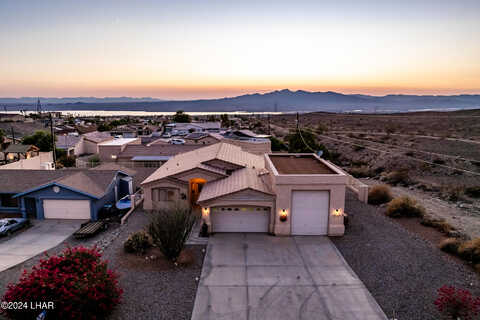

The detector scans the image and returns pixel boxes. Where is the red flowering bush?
[2,246,122,320]
[434,285,480,320]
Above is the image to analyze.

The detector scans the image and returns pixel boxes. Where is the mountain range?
[1,89,480,113]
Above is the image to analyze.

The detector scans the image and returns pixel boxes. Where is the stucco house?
[82,131,115,154]
[0,169,133,220]
[141,143,347,236]
[56,135,84,156]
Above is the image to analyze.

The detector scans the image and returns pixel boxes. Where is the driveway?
[0,219,80,272]
[192,233,387,320]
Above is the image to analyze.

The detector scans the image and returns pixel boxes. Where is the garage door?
[211,206,269,233]
[43,200,91,219]
[292,191,329,235]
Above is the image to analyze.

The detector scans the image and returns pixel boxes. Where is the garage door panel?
[43,200,91,219]
[292,191,329,235]
[211,207,269,233]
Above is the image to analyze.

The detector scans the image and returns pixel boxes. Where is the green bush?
[368,185,393,205]
[124,231,152,254]
[148,205,196,260]
[386,196,425,218]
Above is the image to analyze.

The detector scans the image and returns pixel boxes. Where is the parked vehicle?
[162,132,172,138]
[0,218,29,236]
[170,138,185,145]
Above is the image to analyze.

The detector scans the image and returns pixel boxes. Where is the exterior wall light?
[279,209,288,222]
[202,207,210,218]
[332,208,343,216]
[111,155,117,159]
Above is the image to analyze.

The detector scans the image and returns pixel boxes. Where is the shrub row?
[439,238,480,271]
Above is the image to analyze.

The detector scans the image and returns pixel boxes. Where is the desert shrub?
[441,185,465,202]
[434,285,480,320]
[368,185,393,205]
[439,238,462,255]
[269,136,288,151]
[148,205,196,260]
[2,246,122,320]
[433,158,446,165]
[349,166,372,178]
[458,238,480,264]
[421,216,456,235]
[465,186,480,198]
[315,123,328,134]
[384,169,411,186]
[386,196,425,218]
[352,145,365,152]
[124,231,152,254]
[404,151,414,157]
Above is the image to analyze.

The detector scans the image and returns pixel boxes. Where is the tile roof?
[90,163,155,190]
[141,143,264,185]
[3,144,39,153]
[82,131,113,143]
[185,132,209,140]
[197,167,273,203]
[55,171,117,198]
[56,135,81,149]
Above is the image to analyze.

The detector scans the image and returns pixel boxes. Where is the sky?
[1,0,479,100]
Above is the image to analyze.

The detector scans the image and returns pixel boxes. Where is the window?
[152,188,177,202]
[0,194,19,208]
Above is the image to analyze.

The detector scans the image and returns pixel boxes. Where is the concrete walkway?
[0,219,80,272]
[192,233,387,320]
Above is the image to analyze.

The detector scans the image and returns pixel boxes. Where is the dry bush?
[439,238,462,255]
[458,238,480,264]
[368,185,393,205]
[348,166,373,178]
[465,186,480,198]
[421,216,456,235]
[386,196,426,218]
[384,169,411,186]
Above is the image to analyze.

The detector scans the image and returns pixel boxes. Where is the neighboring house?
[53,125,77,135]
[224,129,270,141]
[110,125,137,138]
[184,132,222,145]
[56,135,84,156]
[2,144,40,163]
[164,122,221,135]
[0,113,25,122]
[141,143,347,236]
[0,152,54,170]
[97,138,142,162]
[82,131,114,154]
[0,169,133,220]
[114,144,203,167]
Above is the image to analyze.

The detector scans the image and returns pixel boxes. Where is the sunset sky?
[1,0,479,99]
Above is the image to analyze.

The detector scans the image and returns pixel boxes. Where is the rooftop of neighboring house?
[3,144,39,153]
[56,135,82,149]
[166,122,221,130]
[184,132,210,140]
[116,144,203,160]
[267,154,338,175]
[82,131,113,143]
[98,138,139,146]
[90,163,156,190]
[0,169,123,198]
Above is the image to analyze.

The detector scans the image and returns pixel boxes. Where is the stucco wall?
[143,179,189,211]
[0,152,53,170]
[83,139,100,154]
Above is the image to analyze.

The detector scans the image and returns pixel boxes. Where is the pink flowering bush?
[434,285,480,320]
[2,246,122,320]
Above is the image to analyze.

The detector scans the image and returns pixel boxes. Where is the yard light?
[279,209,288,222]
[332,208,343,216]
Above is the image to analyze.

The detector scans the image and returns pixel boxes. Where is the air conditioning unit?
[41,162,55,170]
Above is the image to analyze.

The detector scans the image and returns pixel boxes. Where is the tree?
[172,110,191,123]
[97,122,113,132]
[0,128,4,143]
[285,129,330,159]
[22,131,54,151]
[220,114,230,128]
[269,136,288,152]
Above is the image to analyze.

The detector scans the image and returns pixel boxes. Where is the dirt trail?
[362,179,480,239]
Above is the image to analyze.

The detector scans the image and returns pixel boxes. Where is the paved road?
[0,219,81,272]
[191,233,387,320]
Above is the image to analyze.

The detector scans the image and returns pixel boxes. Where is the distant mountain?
[1,89,480,113]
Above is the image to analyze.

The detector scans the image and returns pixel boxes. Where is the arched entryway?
[189,178,206,209]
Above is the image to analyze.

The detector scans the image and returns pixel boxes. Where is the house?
[97,138,142,162]
[2,144,40,163]
[141,143,346,236]
[110,125,138,138]
[56,135,84,156]
[0,169,133,220]
[0,113,25,122]
[114,144,203,167]
[164,122,221,135]
[184,132,222,145]
[82,131,114,154]
[0,152,54,170]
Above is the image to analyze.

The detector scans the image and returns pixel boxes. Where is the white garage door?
[292,191,329,235]
[43,200,91,219]
[211,206,269,233]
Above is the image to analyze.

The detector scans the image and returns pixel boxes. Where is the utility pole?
[267,114,271,135]
[296,112,299,131]
[49,113,56,167]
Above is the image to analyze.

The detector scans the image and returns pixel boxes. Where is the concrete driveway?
[0,219,80,272]
[192,234,386,320]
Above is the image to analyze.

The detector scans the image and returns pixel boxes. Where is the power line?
[296,112,318,153]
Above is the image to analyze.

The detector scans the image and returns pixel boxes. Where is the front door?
[24,197,37,219]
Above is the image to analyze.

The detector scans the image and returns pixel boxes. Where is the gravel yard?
[0,210,205,320]
[332,191,480,320]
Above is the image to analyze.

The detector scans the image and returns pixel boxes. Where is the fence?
[121,189,144,225]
